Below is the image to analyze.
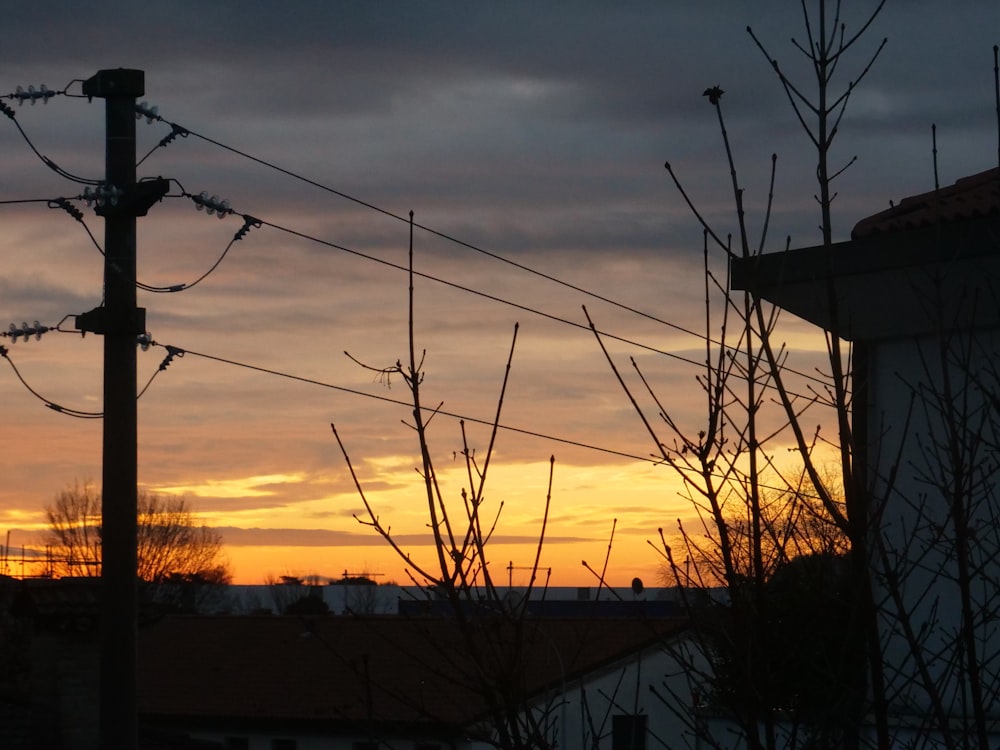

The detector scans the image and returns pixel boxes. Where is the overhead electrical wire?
[256,216,708,370]
[0,343,102,419]
[0,327,182,419]
[48,197,104,256]
[0,197,57,206]
[133,107,723,345]
[141,340,828,500]
[249,215,826,402]
[131,108,835,391]
[0,326,828,499]
[0,92,837,432]
[2,90,835,392]
[2,194,832,409]
[14,174,716,372]
[2,183,698,369]
[0,327,675,463]
[0,282,666,458]
[13,186,260,295]
[14,183,831,398]
[145,341,658,464]
[0,331,825,500]
[0,95,829,388]
[0,92,101,186]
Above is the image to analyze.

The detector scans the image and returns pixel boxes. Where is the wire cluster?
[0,76,832,455]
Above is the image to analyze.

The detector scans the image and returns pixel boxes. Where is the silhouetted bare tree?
[332,216,560,749]
[44,481,231,587]
[590,2,899,748]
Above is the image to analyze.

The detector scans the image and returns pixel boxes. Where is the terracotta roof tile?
[852,166,1000,238]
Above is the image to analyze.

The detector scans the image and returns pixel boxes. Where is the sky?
[0,1,998,587]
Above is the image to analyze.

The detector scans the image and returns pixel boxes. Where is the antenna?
[507,560,550,587]
[994,45,999,170]
[932,124,939,191]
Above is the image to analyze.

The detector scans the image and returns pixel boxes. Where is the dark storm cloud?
[8,2,998,136]
[12,0,990,266]
[5,2,674,111]
[1,3,814,127]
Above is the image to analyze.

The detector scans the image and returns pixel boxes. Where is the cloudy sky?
[1,1,997,587]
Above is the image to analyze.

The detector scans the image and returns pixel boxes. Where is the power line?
[148,341,659,465]
[0,197,56,205]
[257,216,707,369]
[0,186,701,367]
[6,184,833,400]
[0,330,179,421]
[1,97,832,389]
[253,215,829,402]
[0,330,826,502]
[135,110,714,343]
[1,95,834,422]
[0,343,101,418]
[0,193,833,410]
[133,197,261,294]
[142,341,829,501]
[0,97,100,186]
[132,110,835,391]
[0,334,828,501]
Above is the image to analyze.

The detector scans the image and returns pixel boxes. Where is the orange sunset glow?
[2,3,997,590]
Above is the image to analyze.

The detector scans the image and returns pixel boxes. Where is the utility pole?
[77,68,167,750]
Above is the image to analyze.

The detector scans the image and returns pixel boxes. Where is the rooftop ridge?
[852,166,1000,238]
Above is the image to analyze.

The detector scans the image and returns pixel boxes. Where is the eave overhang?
[730,215,1000,341]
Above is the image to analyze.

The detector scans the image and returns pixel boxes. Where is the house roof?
[852,167,1000,238]
[730,168,1000,340]
[9,577,102,630]
[137,614,685,731]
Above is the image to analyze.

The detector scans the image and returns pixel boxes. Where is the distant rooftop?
[138,614,686,730]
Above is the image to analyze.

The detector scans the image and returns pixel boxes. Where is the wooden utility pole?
[78,68,167,750]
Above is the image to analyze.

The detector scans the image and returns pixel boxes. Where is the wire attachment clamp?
[82,178,170,218]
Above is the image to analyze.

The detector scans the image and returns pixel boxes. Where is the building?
[6,575,695,749]
[137,613,691,750]
[731,167,1000,746]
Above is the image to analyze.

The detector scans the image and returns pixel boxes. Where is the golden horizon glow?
[5,436,850,588]
[6,456,692,588]
[152,472,309,499]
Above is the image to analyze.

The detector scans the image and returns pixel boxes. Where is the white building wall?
[867,326,1000,740]
[522,639,704,750]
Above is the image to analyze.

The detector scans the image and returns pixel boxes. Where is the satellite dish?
[631,577,645,596]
